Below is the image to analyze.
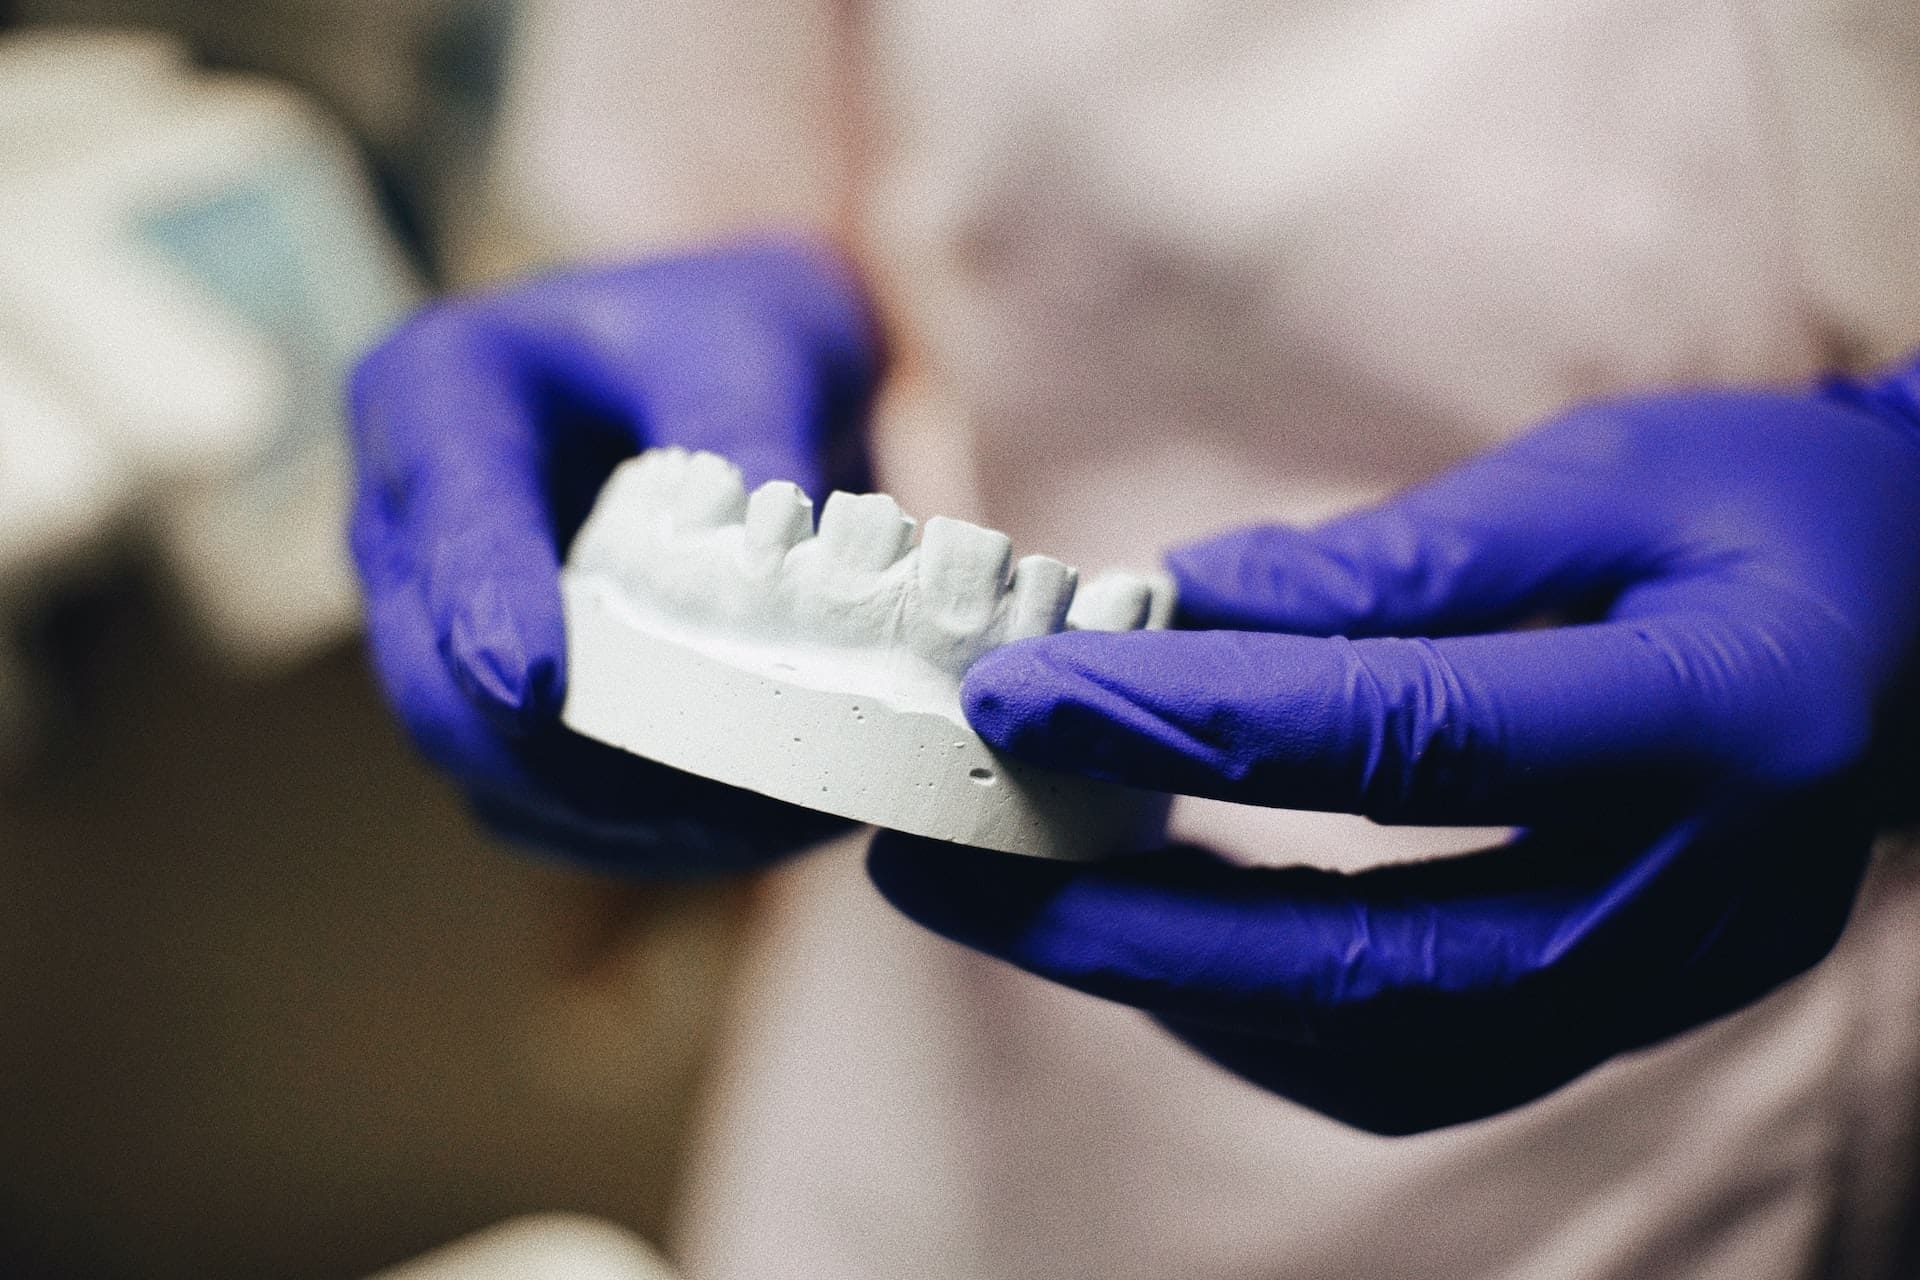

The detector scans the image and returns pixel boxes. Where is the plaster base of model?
[560,448,1173,860]
[565,577,1169,859]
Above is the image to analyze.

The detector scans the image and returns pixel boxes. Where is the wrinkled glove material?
[350,239,881,873]
[872,353,1920,1133]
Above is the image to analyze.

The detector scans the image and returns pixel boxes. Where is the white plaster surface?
[561,449,1173,859]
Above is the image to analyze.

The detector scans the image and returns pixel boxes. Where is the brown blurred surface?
[0,578,745,1279]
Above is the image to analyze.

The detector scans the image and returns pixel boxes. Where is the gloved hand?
[870,361,1920,1133]
[350,239,882,872]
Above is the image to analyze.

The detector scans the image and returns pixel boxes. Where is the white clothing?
[489,2,1920,1276]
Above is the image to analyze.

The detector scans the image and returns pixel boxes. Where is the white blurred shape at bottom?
[368,1215,680,1280]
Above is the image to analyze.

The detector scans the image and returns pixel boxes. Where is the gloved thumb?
[1168,426,1650,638]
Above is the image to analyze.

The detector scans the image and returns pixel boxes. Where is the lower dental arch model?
[560,448,1174,860]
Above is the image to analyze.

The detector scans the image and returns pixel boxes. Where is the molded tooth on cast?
[585,455,656,522]
[1143,570,1178,630]
[627,446,692,508]
[743,480,815,557]
[671,450,748,528]
[916,516,1013,630]
[1067,571,1152,632]
[1005,555,1077,639]
[816,491,915,570]
[568,455,657,573]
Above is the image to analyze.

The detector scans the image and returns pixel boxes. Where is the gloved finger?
[868,794,1866,1128]
[1168,413,1657,637]
[879,842,1604,1134]
[961,615,1861,824]
[870,830,1577,1039]
[359,536,646,819]
[351,314,571,733]
[1163,780,1873,1133]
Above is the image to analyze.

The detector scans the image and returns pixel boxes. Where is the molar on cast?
[567,455,660,576]
[671,450,748,528]
[626,445,692,509]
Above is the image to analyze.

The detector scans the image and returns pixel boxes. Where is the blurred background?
[0,6,733,1276]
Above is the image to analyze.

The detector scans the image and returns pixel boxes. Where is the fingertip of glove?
[967,637,1121,756]
[961,639,1076,752]
[445,590,564,735]
[963,633,1184,781]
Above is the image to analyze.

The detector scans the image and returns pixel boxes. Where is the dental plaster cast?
[561,449,1176,860]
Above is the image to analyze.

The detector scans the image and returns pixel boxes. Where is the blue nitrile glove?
[350,238,881,872]
[870,358,1920,1133]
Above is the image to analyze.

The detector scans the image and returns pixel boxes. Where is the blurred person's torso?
[486,2,1920,1276]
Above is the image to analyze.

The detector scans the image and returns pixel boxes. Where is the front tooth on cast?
[1067,570,1153,631]
[916,516,1012,630]
[1143,570,1178,630]
[1005,555,1077,639]
[816,491,915,570]
[743,480,814,557]
[671,450,748,528]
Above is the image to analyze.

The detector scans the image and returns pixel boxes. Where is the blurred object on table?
[368,1214,681,1280]
[10,0,514,275]
[0,26,417,769]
